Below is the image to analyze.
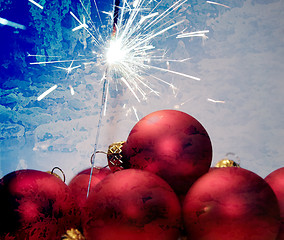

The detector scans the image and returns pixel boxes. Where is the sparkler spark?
[207,98,226,104]
[0,17,26,30]
[72,16,88,32]
[69,85,75,95]
[27,52,61,58]
[206,1,230,9]
[53,60,81,74]
[177,30,209,39]
[132,106,140,121]
[37,85,58,101]
[28,0,44,10]
[29,59,88,65]
[70,12,88,31]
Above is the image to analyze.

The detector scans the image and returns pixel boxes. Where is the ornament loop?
[51,166,66,182]
[90,151,108,165]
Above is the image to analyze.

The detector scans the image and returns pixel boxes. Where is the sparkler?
[28,0,208,197]
[86,0,203,197]
[30,0,201,100]
[86,0,123,198]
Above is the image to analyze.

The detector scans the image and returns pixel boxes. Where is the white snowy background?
[0,0,283,183]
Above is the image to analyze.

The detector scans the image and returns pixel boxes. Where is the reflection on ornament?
[61,228,85,240]
[215,159,240,168]
[107,141,127,172]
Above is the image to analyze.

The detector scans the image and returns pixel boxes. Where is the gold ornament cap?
[107,141,126,172]
[215,159,240,168]
[61,228,85,240]
[215,152,240,168]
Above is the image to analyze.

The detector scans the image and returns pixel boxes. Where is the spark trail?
[207,98,225,104]
[0,17,26,30]
[206,1,230,9]
[37,85,58,101]
[177,30,209,39]
[28,0,44,9]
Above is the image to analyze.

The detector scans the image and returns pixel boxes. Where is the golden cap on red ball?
[107,141,126,172]
[46,171,62,180]
[215,159,240,168]
[61,228,85,240]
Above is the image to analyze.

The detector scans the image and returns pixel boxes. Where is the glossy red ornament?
[68,167,111,208]
[0,169,81,239]
[122,109,212,195]
[183,167,281,240]
[265,167,284,240]
[82,169,181,240]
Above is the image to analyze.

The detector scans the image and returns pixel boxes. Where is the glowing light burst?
[106,39,126,65]
[98,0,203,104]
[31,0,201,103]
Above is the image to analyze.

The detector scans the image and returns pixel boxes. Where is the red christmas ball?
[122,109,212,195]
[0,169,81,239]
[82,169,181,240]
[68,167,111,208]
[265,167,284,240]
[183,167,280,240]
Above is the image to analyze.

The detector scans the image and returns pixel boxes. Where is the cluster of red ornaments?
[0,110,283,240]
